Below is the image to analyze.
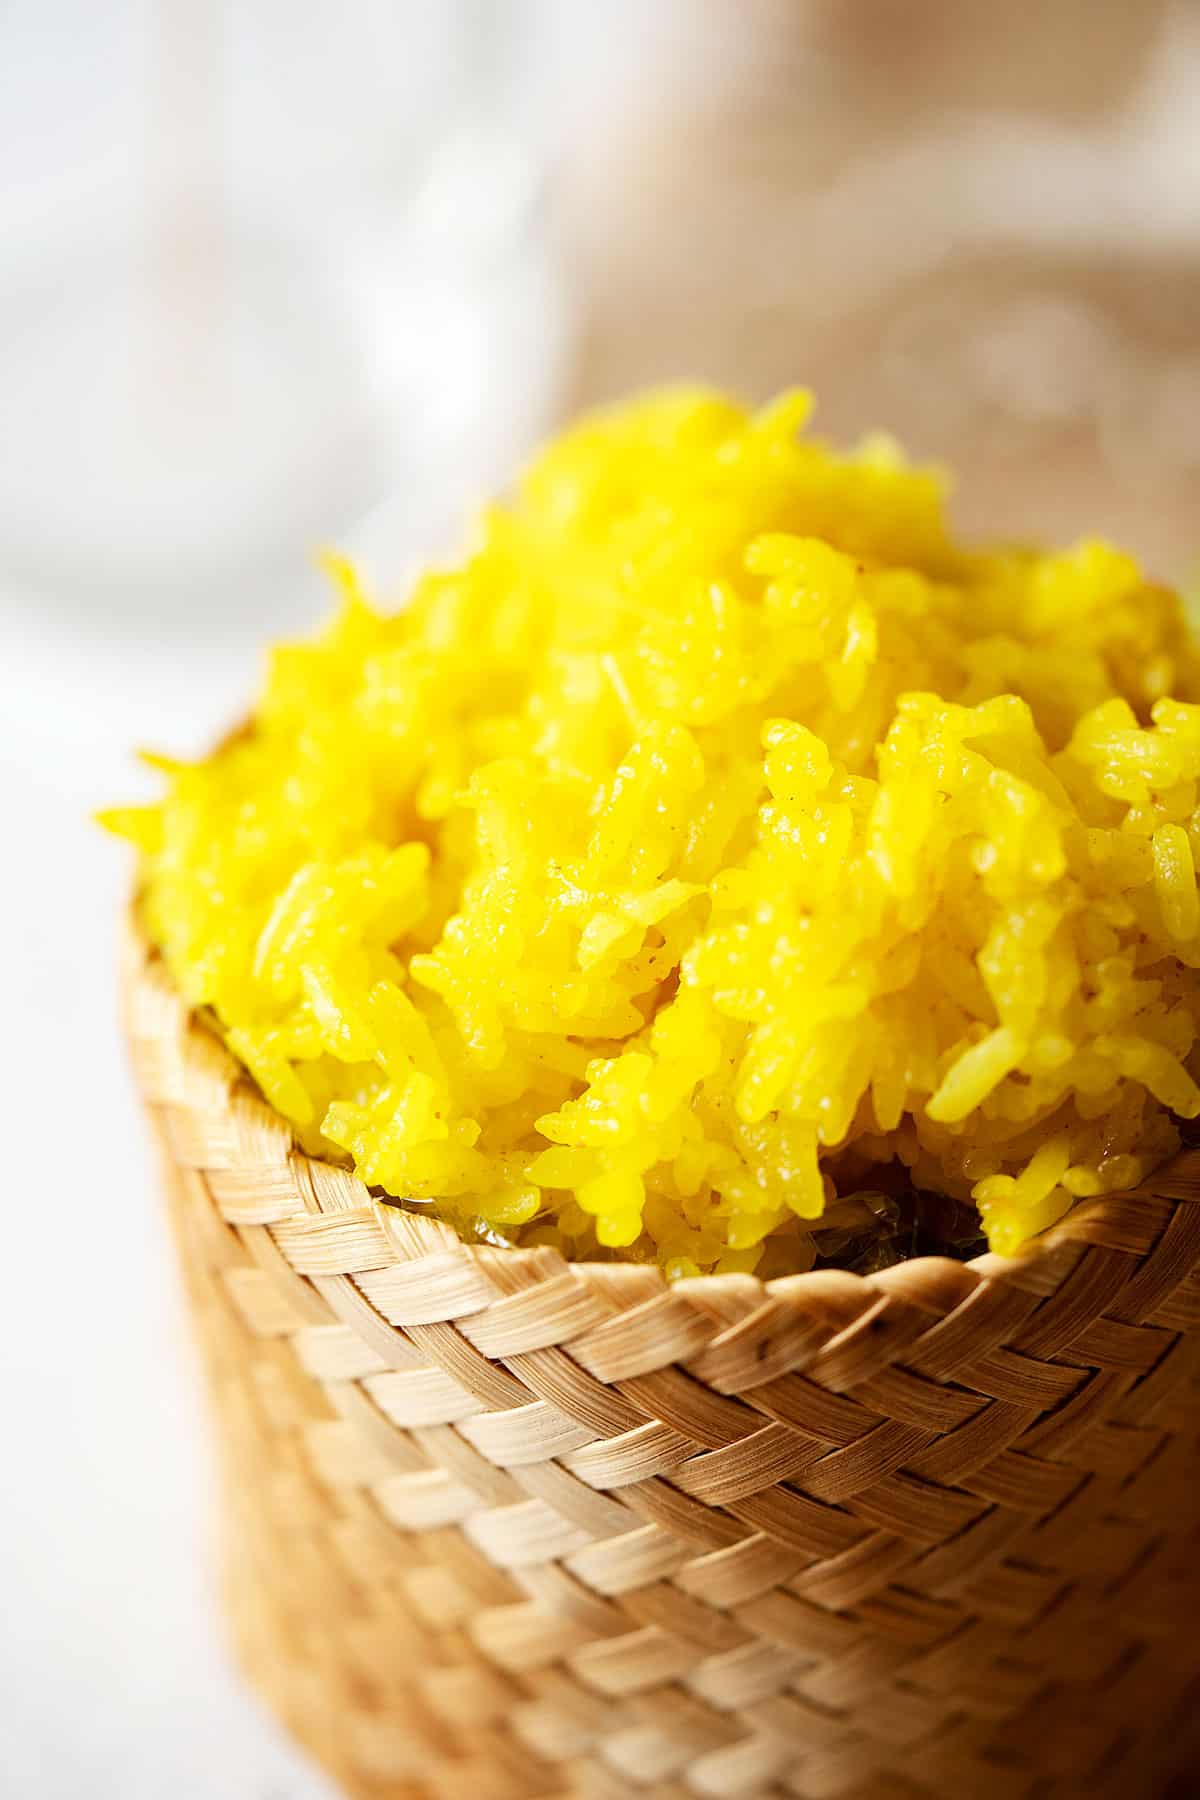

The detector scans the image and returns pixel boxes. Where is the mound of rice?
[108,389,1200,1273]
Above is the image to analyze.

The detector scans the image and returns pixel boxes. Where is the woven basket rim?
[126,909,1198,1310]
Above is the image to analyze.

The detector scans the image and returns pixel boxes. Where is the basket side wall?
[126,931,1200,1800]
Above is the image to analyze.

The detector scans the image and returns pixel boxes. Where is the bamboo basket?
[122,920,1200,1800]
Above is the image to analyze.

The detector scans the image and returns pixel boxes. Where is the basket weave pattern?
[123,926,1200,1800]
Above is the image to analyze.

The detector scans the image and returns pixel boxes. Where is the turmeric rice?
[107,388,1200,1271]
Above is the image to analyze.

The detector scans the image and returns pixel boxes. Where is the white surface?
[0,722,338,1798]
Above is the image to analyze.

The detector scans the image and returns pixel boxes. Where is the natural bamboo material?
[123,920,1200,1800]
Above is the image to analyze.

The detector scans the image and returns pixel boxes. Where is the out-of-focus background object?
[2,3,1199,1796]
[559,0,1200,577]
[0,0,567,751]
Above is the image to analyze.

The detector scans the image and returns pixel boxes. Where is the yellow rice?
[106,388,1200,1271]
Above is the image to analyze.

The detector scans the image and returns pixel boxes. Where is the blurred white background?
[1,3,1198,1795]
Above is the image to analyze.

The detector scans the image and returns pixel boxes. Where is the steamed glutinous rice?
[106,389,1200,1274]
